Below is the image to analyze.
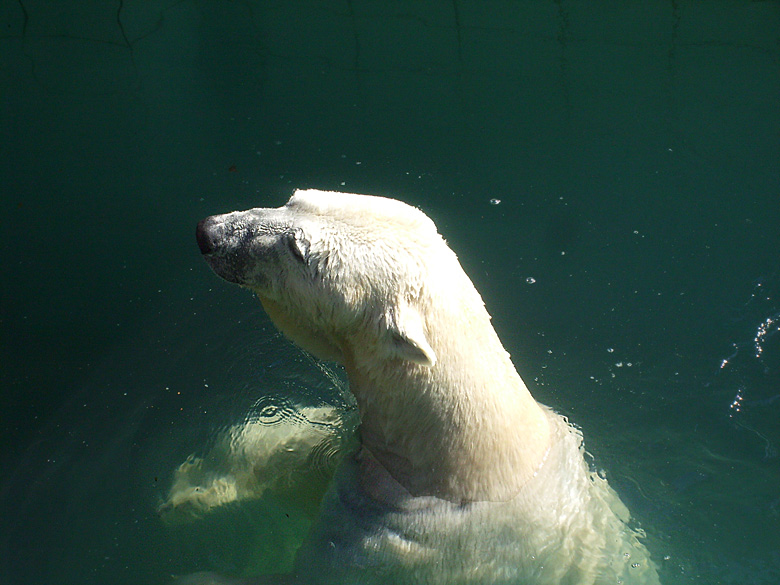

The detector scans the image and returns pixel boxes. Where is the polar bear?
[189,189,660,585]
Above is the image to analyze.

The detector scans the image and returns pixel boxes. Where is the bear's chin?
[202,255,245,285]
[256,293,345,363]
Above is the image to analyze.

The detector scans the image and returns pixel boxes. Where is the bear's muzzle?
[196,216,218,256]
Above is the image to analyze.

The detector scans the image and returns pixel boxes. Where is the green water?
[2,1,778,583]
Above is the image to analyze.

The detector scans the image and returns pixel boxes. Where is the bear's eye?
[286,230,309,264]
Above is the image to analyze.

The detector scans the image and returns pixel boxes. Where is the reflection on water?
[719,273,779,450]
[641,275,779,584]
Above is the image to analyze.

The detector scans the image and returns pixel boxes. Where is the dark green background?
[2,1,779,584]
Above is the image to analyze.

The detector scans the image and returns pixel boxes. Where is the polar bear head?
[196,189,450,368]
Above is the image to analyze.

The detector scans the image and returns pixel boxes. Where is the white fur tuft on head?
[288,189,438,234]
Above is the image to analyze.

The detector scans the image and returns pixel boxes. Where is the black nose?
[196,217,216,255]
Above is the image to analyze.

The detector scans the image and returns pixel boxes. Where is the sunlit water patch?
[654,274,780,584]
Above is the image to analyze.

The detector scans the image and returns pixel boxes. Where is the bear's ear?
[285,228,310,264]
[386,302,437,367]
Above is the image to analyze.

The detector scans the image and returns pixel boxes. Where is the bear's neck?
[343,302,552,503]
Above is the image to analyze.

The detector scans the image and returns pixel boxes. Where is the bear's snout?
[195,215,254,286]
[196,217,218,255]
